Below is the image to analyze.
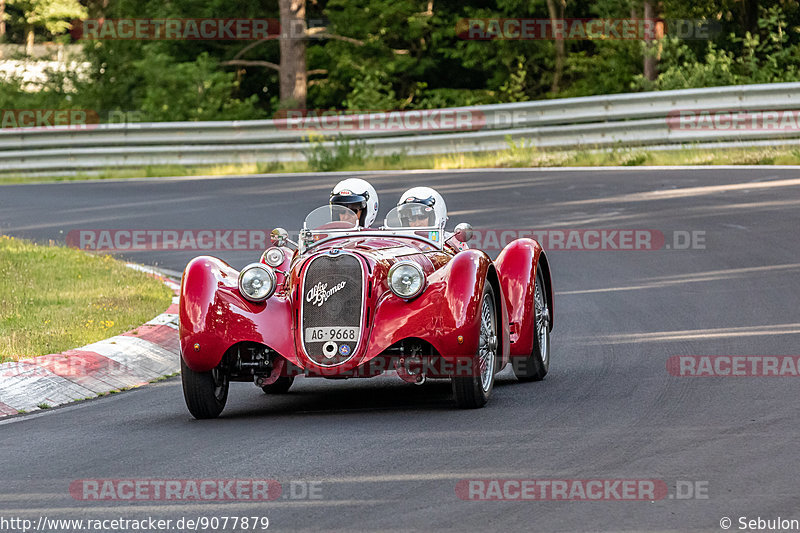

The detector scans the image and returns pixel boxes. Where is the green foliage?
[637,5,800,90]
[505,135,536,160]
[304,134,373,171]
[0,68,82,109]
[561,41,641,97]
[6,0,86,35]
[408,84,497,109]
[621,151,648,166]
[0,235,171,360]
[134,51,264,121]
[498,56,528,103]
[343,70,400,111]
[2,0,800,123]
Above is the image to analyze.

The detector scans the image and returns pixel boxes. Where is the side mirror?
[270,228,289,247]
[453,223,473,243]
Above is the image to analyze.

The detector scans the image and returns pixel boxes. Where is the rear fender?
[494,238,552,356]
[179,256,298,373]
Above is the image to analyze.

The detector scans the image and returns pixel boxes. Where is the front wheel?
[452,282,497,408]
[181,357,229,419]
[513,267,550,382]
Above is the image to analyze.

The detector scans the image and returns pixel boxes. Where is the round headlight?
[238,264,277,302]
[263,247,285,268]
[388,262,425,299]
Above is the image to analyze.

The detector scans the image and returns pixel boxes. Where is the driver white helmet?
[329,178,379,227]
[397,187,447,227]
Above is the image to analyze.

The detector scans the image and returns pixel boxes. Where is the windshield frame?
[300,230,444,254]
[299,204,446,254]
[299,205,445,254]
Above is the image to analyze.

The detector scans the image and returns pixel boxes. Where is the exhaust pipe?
[396,356,426,385]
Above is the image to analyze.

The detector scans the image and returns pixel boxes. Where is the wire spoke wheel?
[533,275,549,369]
[513,267,550,382]
[478,294,497,392]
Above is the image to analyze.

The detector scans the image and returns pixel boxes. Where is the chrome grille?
[301,253,363,366]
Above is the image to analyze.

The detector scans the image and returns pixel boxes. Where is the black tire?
[513,267,550,382]
[262,376,294,394]
[452,282,497,409]
[181,357,229,419]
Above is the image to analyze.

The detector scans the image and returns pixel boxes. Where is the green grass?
[0,236,173,361]
[150,372,179,383]
[1,143,799,185]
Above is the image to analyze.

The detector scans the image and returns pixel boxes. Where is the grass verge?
[1,142,800,184]
[0,235,173,362]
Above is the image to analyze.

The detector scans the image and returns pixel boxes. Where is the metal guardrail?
[2,82,799,174]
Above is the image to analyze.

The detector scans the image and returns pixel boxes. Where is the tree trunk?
[0,0,6,42]
[26,26,34,56]
[279,0,307,109]
[545,0,566,94]
[741,0,758,36]
[643,0,657,81]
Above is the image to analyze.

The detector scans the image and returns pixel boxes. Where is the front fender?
[365,250,510,364]
[494,238,552,356]
[179,256,298,372]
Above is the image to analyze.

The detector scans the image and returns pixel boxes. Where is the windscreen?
[304,205,359,231]
[384,202,438,229]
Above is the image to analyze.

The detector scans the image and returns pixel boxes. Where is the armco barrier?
[1,82,799,174]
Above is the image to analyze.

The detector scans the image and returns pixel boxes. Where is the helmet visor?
[385,202,437,228]
[330,194,367,224]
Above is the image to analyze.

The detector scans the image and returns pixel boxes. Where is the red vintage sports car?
[179,203,553,418]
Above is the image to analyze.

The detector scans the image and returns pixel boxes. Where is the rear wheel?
[262,376,294,394]
[452,282,497,408]
[181,357,229,419]
[513,267,550,381]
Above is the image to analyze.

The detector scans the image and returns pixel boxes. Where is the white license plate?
[305,327,359,343]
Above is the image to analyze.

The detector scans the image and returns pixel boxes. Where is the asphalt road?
[1,167,799,532]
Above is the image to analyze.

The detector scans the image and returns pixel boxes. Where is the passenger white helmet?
[397,187,447,227]
[329,178,379,227]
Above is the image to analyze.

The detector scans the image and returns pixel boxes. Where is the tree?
[1,0,7,42]
[279,0,307,108]
[642,0,658,82]
[7,0,87,54]
[221,0,311,109]
[545,0,566,93]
